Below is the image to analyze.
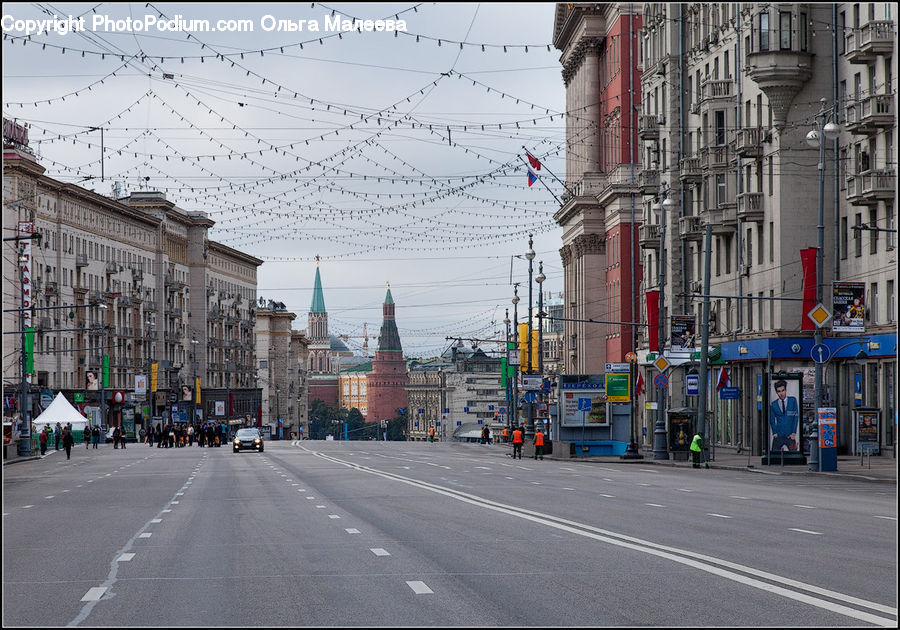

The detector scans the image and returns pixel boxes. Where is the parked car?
[233,428,264,453]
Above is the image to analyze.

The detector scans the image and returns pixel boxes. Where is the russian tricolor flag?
[527,166,538,187]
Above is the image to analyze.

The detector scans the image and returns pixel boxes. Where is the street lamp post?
[525,235,536,441]
[191,336,199,429]
[535,262,545,438]
[654,184,676,460]
[504,309,511,430]
[145,314,155,429]
[805,98,841,468]
[512,285,520,429]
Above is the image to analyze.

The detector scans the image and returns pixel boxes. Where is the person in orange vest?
[511,426,524,459]
[533,429,545,460]
[429,426,435,443]
[502,427,509,443]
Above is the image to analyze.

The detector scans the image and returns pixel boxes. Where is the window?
[888,280,895,322]
[769,290,775,328]
[779,12,792,50]
[747,294,753,330]
[769,222,774,262]
[871,283,878,324]
[724,236,732,275]
[800,12,808,51]
[839,12,846,54]
[758,292,764,330]
[715,110,726,145]
[746,228,753,269]
[757,224,764,265]
[759,12,769,51]
[716,174,727,206]
[768,156,773,195]
[715,237,721,276]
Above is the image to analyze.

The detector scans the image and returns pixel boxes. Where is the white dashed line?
[789,528,823,535]
[22,505,34,509]
[117,553,135,562]
[150,519,162,523]
[406,581,433,595]
[677,489,693,492]
[316,505,326,509]
[599,494,616,498]
[171,501,179,505]
[563,487,575,491]
[730,496,748,500]
[328,514,341,519]
[793,505,816,509]
[873,515,896,521]
[707,513,732,519]
[138,533,152,538]
[370,548,390,556]
[306,496,315,500]
[45,496,55,499]
[345,528,360,534]
[645,503,665,507]
[81,587,107,601]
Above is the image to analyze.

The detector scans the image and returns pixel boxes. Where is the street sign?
[653,355,671,372]
[719,386,740,400]
[810,343,831,364]
[605,373,630,402]
[653,372,668,388]
[686,374,699,396]
[605,362,630,373]
[807,303,832,328]
[523,391,537,403]
[577,397,592,412]
[625,352,637,362]
[499,407,506,414]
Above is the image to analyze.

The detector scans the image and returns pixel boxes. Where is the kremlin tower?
[366,283,408,423]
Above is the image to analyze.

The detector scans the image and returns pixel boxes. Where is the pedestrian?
[187,424,194,446]
[502,427,509,443]
[84,425,92,449]
[39,426,48,455]
[120,427,127,449]
[63,427,75,460]
[147,423,154,446]
[113,426,121,449]
[168,424,175,448]
[690,431,708,469]
[480,426,489,445]
[511,426,523,459]
[92,424,100,449]
[54,422,62,450]
[157,423,164,448]
[533,429,545,460]
[139,427,145,444]
[429,426,435,443]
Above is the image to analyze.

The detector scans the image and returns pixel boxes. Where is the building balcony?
[144,300,157,312]
[131,268,143,281]
[846,170,896,206]
[75,254,88,267]
[746,50,813,127]
[638,114,660,140]
[639,223,661,249]
[845,94,895,135]
[844,21,894,63]
[733,127,767,158]
[702,145,731,171]
[699,79,733,104]
[87,291,103,304]
[36,316,52,330]
[640,168,659,193]
[704,205,736,235]
[105,261,119,274]
[44,281,59,295]
[118,296,133,308]
[679,156,703,183]
[678,215,704,241]
[736,192,765,222]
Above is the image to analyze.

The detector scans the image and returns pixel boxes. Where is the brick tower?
[366,283,408,423]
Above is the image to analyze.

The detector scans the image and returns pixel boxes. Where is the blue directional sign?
[488,405,494,411]
[719,386,740,400]
[444,408,450,414]
[577,397,592,412]
[523,391,537,403]
[811,343,831,364]
[464,407,469,413]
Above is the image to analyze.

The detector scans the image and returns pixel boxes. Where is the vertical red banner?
[800,248,817,331]
[646,290,659,352]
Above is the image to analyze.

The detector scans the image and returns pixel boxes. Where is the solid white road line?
[789,528,823,535]
[645,503,665,507]
[873,515,896,521]
[793,505,816,509]
[707,513,732,519]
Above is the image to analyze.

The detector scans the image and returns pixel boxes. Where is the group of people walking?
[37,422,77,460]
[500,425,545,460]
[142,421,230,448]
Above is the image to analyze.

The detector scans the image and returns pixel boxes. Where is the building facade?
[254,301,308,438]
[553,3,645,373]
[636,3,896,455]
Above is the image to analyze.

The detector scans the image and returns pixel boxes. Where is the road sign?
[499,407,506,414]
[605,362,630,373]
[810,343,831,364]
[605,373,630,402]
[807,303,832,328]
[625,352,637,362]
[719,386,740,400]
[653,355,671,372]
[523,391,537,403]
[686,374,699,396]
[577,397,592,412]
[653,372,668,388]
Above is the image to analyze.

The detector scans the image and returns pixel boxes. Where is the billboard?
[561,390,609,427]
[670,314,696,350]
[832,282,865,332]
[768,373,802,454]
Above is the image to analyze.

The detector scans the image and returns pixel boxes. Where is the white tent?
[32,392,89,431]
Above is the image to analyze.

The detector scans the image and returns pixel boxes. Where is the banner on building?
[670,314,696,350]
[832,282,865,332]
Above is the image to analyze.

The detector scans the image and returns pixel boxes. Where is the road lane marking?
[599,494,615,498]
[116,554,135,562]
[708,513,733,519]
[310,449,897,625]
[793,505,816,509]
[81,587,107,601]
[637,483,650,486]
[563,488,575,491]
[677,489,693,492]
[306,496,315,500]
[45,496,54,499]
[406,581,433,594]
[645,503,664,507]
[789,528,823,535]
[138,533,152,538]
[328,514,341,519]
[171,501,179,505]
[151,519,162,523]
[730,496,748,499]
[873,516,896,521]
[370,548,390,556]
[345,528,360,534]
[22,505,33,509]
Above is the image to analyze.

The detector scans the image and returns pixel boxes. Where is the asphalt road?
[3,440,897,627]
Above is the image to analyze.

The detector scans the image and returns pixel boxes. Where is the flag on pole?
[527,166,538,187]
[635,371,645,397]
[715,367,730,392]
[526,152,542,171]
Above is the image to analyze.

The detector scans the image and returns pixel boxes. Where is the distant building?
[366,285,408,424]
[304,261,352,406]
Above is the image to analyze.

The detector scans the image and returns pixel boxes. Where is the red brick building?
[365,285,408,423]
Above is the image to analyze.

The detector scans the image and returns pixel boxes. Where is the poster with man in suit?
[768,376,801,453]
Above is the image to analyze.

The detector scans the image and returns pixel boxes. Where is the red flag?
[635,371,645,397]
[715,367,730,392]
[526,152,542,171]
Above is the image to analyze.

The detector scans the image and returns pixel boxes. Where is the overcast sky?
[2,2,567,358]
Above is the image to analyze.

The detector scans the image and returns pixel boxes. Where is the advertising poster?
[86,369,100,391]
[856,410,879,453]
[215,400,225,416]
[134,374,147,396]
[818,408,838,448]
[562,390,609,427]
[768,373,802,454]
[832,282,865,332]
[670,314,696,350]
[798,367,816,454]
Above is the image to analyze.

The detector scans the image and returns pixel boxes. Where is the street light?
[524,235,536,441]
[653,184,676,460]
[190,336,199,429]
[145,314,156,429]
[503,309,511,430]
[512,285,520,429]
[535,262,546,440]
[805,98,841,457]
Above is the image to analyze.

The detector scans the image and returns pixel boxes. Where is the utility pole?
[697,226,713,444]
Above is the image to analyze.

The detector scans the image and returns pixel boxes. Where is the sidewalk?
[544,444,897,483]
